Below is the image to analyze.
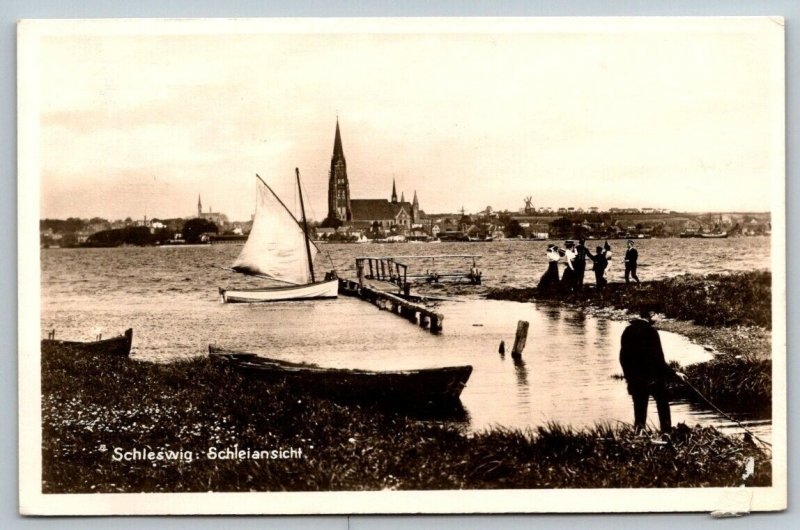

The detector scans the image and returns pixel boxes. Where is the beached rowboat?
[209,346,473,404]
[41,328,133,357]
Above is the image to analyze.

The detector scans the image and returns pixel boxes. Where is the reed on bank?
[42,347,770,493]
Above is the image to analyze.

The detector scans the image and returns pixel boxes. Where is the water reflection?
[512,356,531,418]
[512,356,529,389]
[565,310,586,330]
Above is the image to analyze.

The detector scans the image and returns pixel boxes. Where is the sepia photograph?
[17,17,786,515]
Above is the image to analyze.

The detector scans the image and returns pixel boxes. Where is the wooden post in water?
[511,320,529,359]
[368,259,374,279]
[499,340,505,355]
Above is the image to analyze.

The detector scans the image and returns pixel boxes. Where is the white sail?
[231,178,317,285]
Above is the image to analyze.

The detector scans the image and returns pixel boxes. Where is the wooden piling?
[511,320,529,358]
[430,315,443,334]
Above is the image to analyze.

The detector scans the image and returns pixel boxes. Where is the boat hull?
[41,328,133,357]
[209,347,473,405]
[219,279,339,303]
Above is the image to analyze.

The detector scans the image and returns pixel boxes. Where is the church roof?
[351,200,415,221]
[394,202,413,216]
[351,199,397,220]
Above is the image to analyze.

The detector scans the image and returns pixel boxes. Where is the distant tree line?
[84,219,219,247]
[41,217,220,248]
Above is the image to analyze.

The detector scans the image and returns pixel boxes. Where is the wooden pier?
[355,255,483,289]
[339,279,444,334]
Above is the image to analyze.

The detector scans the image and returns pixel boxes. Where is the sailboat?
[218,169,339,303]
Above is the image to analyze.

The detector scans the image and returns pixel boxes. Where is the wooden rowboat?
[41,328,133,357]
[209,346,472,405]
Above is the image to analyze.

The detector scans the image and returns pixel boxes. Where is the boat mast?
[296,167,316,283]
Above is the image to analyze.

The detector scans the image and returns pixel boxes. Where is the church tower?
[197,195,202,217]
[412,190,419,223]
[324,119,351,225]
[391,179,398,204]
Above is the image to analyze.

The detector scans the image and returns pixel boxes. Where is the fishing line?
[677,374,772,448]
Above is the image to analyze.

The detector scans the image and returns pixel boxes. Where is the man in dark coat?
[574,238,589,289]
[619,309,680,433]
[588,245,608,290]
[624,240,640,284]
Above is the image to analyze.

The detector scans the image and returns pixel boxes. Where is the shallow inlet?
[41,244,771,441]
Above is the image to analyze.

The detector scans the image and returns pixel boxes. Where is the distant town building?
[197,195,228,228]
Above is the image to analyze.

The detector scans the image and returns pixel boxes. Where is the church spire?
[197,194,202,217]
[400,191,405,203]
[391,178,398,204]
[324,117,351,226]
[412,190,419,208]
[333,118,345,162]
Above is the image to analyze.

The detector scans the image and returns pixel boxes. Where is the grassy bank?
[487,271,771,328]
[42,347,770,493]
[486,271,773,417]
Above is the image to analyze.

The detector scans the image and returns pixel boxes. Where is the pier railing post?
[357,259,365,288]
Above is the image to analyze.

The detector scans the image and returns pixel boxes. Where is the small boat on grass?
[41,328,133,357]
[209,346,473,405]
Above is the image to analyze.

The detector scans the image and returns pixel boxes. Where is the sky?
[25,18,784,222]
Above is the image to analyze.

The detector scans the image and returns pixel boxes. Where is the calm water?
[41,237,771,438]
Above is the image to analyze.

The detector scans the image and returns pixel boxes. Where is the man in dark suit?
[619,309,683,433]
[624,240,640,284]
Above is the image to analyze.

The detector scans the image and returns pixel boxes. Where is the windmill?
[524,196,533,215]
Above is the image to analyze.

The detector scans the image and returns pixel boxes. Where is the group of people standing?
[537,239,641,293]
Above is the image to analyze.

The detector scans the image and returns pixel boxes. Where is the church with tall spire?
[321,118,425,234]
[324,118,352,224]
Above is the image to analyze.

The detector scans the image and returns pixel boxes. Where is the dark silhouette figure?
[624,240,640,284]
[619,309,673,433]
[574,238,589,289]
[537,244,561,293]
[587,245,608,290]
[560,241,578,292]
